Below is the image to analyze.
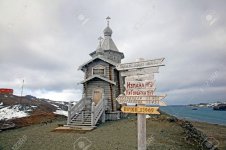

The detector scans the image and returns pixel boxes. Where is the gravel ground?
[0,115,201,150]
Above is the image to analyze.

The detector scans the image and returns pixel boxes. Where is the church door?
[92,88,103,105]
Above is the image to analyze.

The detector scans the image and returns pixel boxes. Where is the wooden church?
[67,17,125,128]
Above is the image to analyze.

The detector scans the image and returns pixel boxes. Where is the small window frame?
[92,65,105,76]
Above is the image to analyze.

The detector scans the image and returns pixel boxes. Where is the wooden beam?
[109,65,114,111]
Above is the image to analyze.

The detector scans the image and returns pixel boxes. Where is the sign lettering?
[125,80,155,89]
[121,106,160,114]
[124,89,155,96]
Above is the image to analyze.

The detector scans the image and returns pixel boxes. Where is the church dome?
[103,26,112,36]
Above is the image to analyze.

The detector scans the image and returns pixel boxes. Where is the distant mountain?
[0,94,68,129]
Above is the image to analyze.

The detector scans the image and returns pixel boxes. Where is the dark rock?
[213,104,226,111]
[167,117,178,122]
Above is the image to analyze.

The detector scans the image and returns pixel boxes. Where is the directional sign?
[125,80,155,89]
[117,99,166,105]
[116,95,166,103]
[124,88,155,96]
[121,67,159,76]
[125,74,154,81]
[116,58,165,71]
[121,106,160,114]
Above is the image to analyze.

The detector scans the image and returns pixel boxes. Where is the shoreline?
[167,114,226,127]
[161,110,226,127]
[160,107,226,126]
[160,111,226,149]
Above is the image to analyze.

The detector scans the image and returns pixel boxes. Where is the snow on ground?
[0,105,29,120]
[54,110,68,117]
[51,103,59,108]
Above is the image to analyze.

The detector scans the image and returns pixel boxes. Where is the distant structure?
[0,88,13,95]
[67,17,125,128]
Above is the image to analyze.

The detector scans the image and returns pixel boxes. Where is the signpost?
[116,58,166,150]
[125,74,154,81]
[121,106,160,114]
[116,95,166,105]
[121,67,159,76]
[124,88,155,96]
[125,80,155,89]
[116,58,165,71]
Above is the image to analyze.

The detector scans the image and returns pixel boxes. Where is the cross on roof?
[98,36,103,46]
[106,16,111,26]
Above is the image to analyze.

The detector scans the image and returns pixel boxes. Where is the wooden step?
[54,125,96,131]
[70,123,92,126]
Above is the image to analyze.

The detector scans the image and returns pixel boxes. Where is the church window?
[93,65,105,76]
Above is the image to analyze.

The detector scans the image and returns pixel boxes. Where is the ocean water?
[160,105,226,125]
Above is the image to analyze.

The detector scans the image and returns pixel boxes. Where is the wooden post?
[91,102,95,126]
[67,101,71,125]
[138,104,146,150]
[81,110,84,123]
[101,111,106,123]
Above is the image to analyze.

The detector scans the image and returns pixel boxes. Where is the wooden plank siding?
[85,79,112,111]
[85,60,110,79]
[82,59,123,112]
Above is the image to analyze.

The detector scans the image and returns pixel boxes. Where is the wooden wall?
[83,58,123,112]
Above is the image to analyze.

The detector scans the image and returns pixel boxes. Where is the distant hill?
[188,101,226,108]
[0,94,68,129]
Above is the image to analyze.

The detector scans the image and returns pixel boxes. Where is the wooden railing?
[67,98,85,124]
[91,98,105,126]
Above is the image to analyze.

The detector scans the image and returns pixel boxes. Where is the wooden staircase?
[70,110,92,126]
[66,97,105,129]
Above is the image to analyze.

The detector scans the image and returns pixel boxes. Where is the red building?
[0,88,13,94]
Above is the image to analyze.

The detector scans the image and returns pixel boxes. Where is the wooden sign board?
[116,58,165,71]
[124,88,155,96]
[117,96,166,106]
[125,74,154,81]
[124,80,155,89]
[117,99,166,105]
[121,106,160,114]
[116,95,166,103]
[121,67,159,76]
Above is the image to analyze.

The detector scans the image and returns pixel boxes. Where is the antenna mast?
[20,79,24,105]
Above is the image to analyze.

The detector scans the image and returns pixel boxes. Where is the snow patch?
[51,104,59,108]
[146,115,151,119]
[0,105,29,120]
[54,110,68,117]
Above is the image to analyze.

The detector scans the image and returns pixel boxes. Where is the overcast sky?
[0,0,225,105]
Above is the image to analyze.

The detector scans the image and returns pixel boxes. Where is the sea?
[160,105,226,125]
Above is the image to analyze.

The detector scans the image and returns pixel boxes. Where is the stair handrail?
[91,98,105,126]
[69,98,85,120]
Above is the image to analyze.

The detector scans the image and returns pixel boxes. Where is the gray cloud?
[0,0,225,103]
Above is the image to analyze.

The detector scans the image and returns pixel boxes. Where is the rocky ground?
[1,113,225,150]
[192,121,226,150]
